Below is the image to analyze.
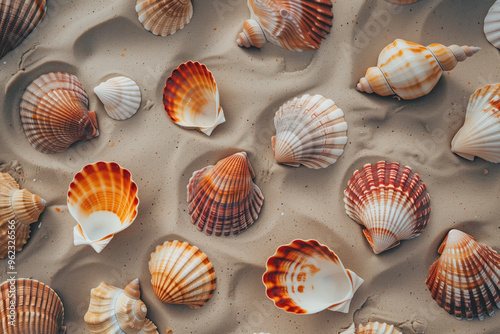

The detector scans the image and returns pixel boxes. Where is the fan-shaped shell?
[0,278,66,333]
[149,240,217,308]
[484,0,500,49]
[163,61,225,136]
[340,322,402,334]
[451,83,500,163]
[94,76,142,120]
[187,152,264,236]
[344,161,431,254]
[272,94,348,169]
[0,0,46,59]
[426,229,500,320]
[136,0,193,36]
[263,239,363,314]
[0,172,46,258]
[84,279,158,334]
[356,39,480,100]
[237,0,333,51]
[67,161,139,253]
[20,72,99,153]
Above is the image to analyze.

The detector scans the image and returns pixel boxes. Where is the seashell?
[385,0,418,4]
[0,0,46,59]
[136,0,193,36]
[20,72,99,153]
[0,172,46,258]
[426,229,500,320]
[149,240,217,308]
[451,83,500,163]
[67,161,139,253]
[94,76,142,120]
[237,0,333,52]
[263,239,363,314]
[0,278,66,333]
[484,0,500,49]
[340,322,402,334]
[84,279,158,334]
[272,94,348,169]
[343,161,430,254]
[163,61,225,136]
[356,39,480,100]
[187,152,264,236]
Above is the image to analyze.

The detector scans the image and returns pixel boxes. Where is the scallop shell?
[451,83,500,163]
[84,279,158,334]
[263,239,363,314]
[344,161,431,254]
[237,0,333,51]
[0,278,66,333]
[163,61,225,136]
[149,240,217,308]
[187,152,264,236]
[0,172,46,258]
[0,0,46,58]
[67,161,139,253]
[136,0,193,36]
[356,39,480,100]
[272,94,348,169]
[484,0,500,49]
[20,72,99,153]
[94,76,142,120]
[426,229,500,320]
[340,322,402,334]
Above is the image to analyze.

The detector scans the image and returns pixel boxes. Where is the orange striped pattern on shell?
[187,152,264,236]
[426,229,500,320]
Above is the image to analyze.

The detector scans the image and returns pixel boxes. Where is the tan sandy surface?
[1,0,499,333]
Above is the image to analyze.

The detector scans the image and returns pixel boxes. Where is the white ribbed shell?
[94,76,142,120]
[484,0,500,49]
[340,322,402,334]
[136,0,193,36]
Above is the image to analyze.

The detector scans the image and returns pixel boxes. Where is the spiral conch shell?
[484,0,500,49]
[263,239,363,314]
[340,322,402,334]
[356,39,480,100]
[237,0,333,51]
[67,162,139,253]
[451,83,500,163]
[187,152,264,236]
[163,61,225,136]
[0,172,46,258]
[94,76,142,120]
[344,161,431,254]
[84,279,158,334]
[0,0,47,59]
[20,72,99,153]
[272,94,348,169]
[136,0,193,36]
[149,240,217,308]
[426,229,500,321]
[0,278,66,333]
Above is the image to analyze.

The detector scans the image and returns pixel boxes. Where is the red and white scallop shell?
[0,172,46,258]
[163,61,225,136]
[263,239,363,314]
[67,162,139,253]
[451,83,500,163]
[426,229,500,320]
[0,278,66,333]
[340,322,402,334]
[237,0,333,52]
[344,161,431,254]
[272,94,348,169]
[187,152,264,236]
[136,0,193,36]
[20,72,99,153]
[149,240,217,308]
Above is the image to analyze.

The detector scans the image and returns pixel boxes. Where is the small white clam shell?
[94,76,142,120]
[484,0,500,49]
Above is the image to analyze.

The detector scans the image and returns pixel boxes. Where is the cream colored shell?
[136,0,193,36]
[340,322,402,334]
[94,76,142,120]
[484,0,500,48]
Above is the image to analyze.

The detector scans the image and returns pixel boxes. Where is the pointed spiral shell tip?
[356,77,373,94]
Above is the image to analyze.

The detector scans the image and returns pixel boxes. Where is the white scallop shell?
[94,76,141,120]
[484,0,500,49]
[136,0,193,36]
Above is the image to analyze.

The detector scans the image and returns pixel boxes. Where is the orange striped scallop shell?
[426,229,500,320]
[340,322,402,334]
[187,152,264,236]
[67,162,139,253]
